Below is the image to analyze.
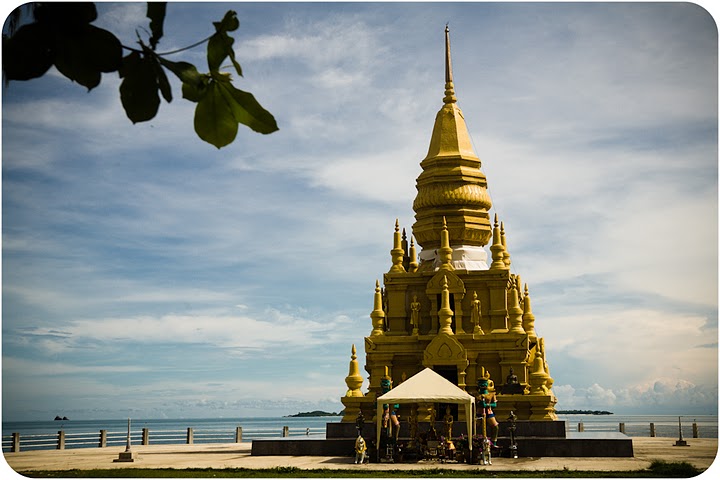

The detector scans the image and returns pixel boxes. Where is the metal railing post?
[57,430,65,450]
[235,426,243,443]
[619,422,626,434]
[282,426,289,437]
[187,427,194,444]
[650,423,656,437]
[12,432,20,452]
[142,428,149,445]
[100,429,107,447]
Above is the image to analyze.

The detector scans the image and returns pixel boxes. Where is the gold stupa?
[341,27,557,423]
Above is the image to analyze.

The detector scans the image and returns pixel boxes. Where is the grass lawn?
[19,460,703,478]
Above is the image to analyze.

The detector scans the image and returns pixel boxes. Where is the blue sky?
[2,2,718,421]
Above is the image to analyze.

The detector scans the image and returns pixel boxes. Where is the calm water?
[557,414,718,439]
[3,414,717,451]
[2,416,340,451]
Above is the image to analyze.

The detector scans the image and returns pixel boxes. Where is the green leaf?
[119,51,161,123]
[158,57,208,102]
[2,22,54,81]
[82,25,123,73]
[181,77,209,103]
[154,59,172,103]
[147,2,167,50]
[52,24,122,90]
[215,10,240,33]
[194,81,238,148]
[157,57,203,89]
[53,29,101,90]
[207,11,242,76]
[216,79,279,134]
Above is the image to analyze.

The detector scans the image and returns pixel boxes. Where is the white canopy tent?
[375,368,475,457]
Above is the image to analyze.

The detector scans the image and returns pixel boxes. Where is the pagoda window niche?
[407,291,427,336]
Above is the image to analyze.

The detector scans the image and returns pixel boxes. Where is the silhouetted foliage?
[2,2,278,149]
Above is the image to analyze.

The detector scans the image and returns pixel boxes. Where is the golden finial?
[444,24,457,104]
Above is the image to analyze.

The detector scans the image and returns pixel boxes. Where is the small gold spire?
[501,221,511,267]
[389,219,407,273]
[508,277,525,334]
[489,214,507,270]
[522,283,537,337]
[438,216,454,270]
[344,344,364,397]
[370,280,386,336]
[408,236,419,272]
[438,275,454,335]
[516,274,523,304]
[394,219,401,246]
[401,228,409,270]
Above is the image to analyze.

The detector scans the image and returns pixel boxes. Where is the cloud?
[555,378,718,414]
[9,308,358,357]
[543,308,717,386]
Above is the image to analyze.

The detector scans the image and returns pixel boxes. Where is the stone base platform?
[326,420,567,440]
[251,438,356,456]
[251,433,633,458]
[252,421,633,458]
[495,432,634,457]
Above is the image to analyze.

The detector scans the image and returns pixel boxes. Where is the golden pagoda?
[341,27,557,424]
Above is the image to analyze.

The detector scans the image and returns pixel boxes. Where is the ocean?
[2,416,339,452]
[3,414,717,452]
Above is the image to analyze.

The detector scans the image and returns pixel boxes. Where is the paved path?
[3,437,718,475]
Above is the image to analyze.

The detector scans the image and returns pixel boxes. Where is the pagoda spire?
[443,24,457,104]
[412,26,492,261]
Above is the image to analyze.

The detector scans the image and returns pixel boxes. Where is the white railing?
[2,425,326,452]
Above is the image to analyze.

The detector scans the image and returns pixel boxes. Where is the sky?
[1,2,718,421]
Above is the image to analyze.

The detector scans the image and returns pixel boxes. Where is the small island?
[557,410,613,415]
[54,416,69,421]
[285,410,342,418]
